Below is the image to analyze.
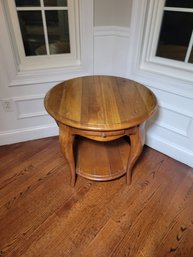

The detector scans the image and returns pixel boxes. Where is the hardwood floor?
[0,137,193,257]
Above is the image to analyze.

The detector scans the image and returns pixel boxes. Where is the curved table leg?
[59,123,76,187]
[126,123,145,185]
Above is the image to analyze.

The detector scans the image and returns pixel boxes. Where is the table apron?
[70,126,139,142]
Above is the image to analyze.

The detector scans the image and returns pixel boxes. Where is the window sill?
[9,64,89,86]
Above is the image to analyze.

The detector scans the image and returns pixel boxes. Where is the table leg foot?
[59,124,76,187]
[126,124,145,185]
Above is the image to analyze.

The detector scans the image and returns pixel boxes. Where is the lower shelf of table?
[75,136,130,181]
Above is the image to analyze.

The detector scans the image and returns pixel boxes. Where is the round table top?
[44,76,157,131]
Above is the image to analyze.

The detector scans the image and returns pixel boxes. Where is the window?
[5,0,80,70]
[156,0,193,64]
[140,0,193,82]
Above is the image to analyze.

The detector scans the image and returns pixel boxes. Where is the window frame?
[139,0,193,83]
[5,0,80,71]
[0,0,93,86]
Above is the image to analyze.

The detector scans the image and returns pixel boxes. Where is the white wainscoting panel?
[125,76,193,168]
[94,26,130,76]
[14,95,47,119]
[149,87,193,118]
[152,107,191,137]
[146,125,193,167]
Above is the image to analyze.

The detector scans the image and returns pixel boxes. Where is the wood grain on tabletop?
[44,76,157,131]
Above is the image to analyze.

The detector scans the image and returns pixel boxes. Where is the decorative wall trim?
[154,118,189,137]
[153,105,191,137]
[158,102,193,118]
[9,66,86,87]
[13,94,45,101]
[13,94,47,119]
[0,123,58,146]
[146,133,193,168]
[94,26,130,38]
[17,111,47,119]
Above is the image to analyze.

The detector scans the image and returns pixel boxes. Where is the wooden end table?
[44,76,157,186]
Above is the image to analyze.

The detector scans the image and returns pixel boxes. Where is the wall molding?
[0,123,58,146]
[154,117,189,137]
[13,94,47,119]
[146,133,193,167]
[17,111,47,119]
[158,101,193,118]
[9,66,88,87]
[94,26,130,38]
[13,94,45,101]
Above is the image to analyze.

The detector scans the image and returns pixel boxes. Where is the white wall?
[94,0,132,27]
[94,0,131,76]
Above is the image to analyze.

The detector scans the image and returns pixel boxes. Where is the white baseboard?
[1,123,193,169]
[146,134,193,168]
[0,124,58,145]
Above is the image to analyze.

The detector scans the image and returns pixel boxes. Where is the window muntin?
[5,0,80,70]
[156,10,193,63]
[15,0,70,56]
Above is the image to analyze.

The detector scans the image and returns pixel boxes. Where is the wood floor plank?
[0,137,193,257]
[17,181,123,257]
[0,138,57,185]
[110,160,193,257]
[81,218,125,257]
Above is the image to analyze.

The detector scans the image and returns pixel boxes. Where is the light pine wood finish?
[44,76,157,185]
[44,76,157,131]
[0,137,193,257]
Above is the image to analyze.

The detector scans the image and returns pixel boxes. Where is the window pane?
[166,0,193,8]
[45,10,70,54]
[15,0,40,7]
[156,11,193,62]
[17,11,46,56]
[44,0,67,6]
